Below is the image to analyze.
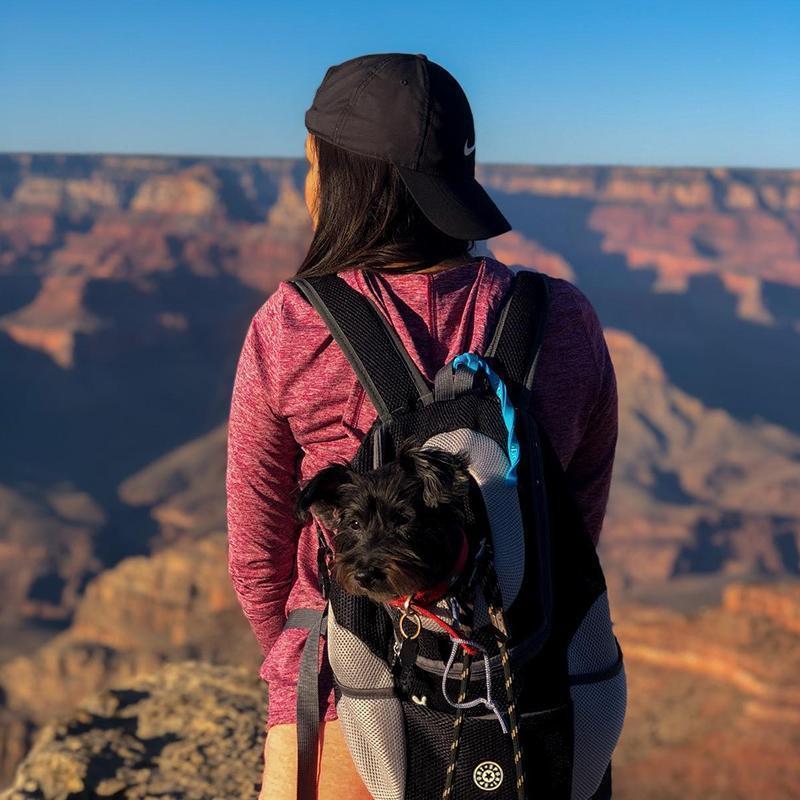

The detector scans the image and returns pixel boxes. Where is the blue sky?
[1,1,798,168]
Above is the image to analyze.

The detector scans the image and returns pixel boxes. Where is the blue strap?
[451,352,520,485]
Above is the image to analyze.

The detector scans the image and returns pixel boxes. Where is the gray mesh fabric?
[422,429,525,613]
[567,590,627,800]
[328,605,394,689]
[338,694,407,800]
[567,590,619,674]
[569,667,627,800]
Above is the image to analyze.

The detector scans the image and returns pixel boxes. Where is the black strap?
[485,270,550,408]
[288,274,433,422]
[284,606,329,800]
[288,270,549,421]
[433,363,482,401]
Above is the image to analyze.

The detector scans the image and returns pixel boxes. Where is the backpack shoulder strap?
[485,269,550,407]
[288,274,433,422]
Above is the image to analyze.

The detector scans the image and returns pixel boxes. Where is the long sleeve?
[226,287,302,664]
[564,299,619,547]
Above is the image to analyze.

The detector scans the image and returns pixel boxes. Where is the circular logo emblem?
[473,761,504,791]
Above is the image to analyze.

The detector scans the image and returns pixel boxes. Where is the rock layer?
[0,661,266,800]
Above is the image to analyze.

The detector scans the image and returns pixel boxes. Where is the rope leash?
[441,637,508,732]
[481,550,526,800]
[442,645,473,799]
[442,594,474,799]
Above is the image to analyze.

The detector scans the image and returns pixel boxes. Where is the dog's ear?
[295,462,353,529]
[398,444,472,509]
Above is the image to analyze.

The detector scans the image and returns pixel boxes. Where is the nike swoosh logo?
[464,138,476,156]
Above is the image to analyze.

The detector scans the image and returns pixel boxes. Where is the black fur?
[296,439,472,602]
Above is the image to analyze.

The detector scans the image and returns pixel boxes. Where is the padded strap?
[289,274,433,422]
[284,606,329,800]
[433,362,482,401]
[485,270,550,407]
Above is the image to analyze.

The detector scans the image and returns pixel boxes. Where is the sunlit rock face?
[613,582,800,800]
[601,328,800,597]
[1,153,799,796]
[0,534,261,788]
[0,661,266,800]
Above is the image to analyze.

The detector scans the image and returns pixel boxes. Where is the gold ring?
[399,610,422,640]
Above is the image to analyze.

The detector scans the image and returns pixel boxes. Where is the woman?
[226,53,617,799]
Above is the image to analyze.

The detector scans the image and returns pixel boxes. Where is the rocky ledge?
[0,661,266,800]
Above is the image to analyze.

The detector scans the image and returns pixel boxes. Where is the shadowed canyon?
[1,153,799,798]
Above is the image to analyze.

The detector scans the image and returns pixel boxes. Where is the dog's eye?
[347,519,361,531]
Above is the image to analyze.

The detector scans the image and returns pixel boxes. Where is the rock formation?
[0,661,266,800]
[612,582,800,799]
[0,484,104,624]
[0,533,261,787]
[2,152,800,797]
[602,329,800,596]
[3,583,799,799]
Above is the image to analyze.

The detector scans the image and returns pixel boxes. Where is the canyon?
[1,154,798,796]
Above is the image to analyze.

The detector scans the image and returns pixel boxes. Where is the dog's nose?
[355,567,383,590]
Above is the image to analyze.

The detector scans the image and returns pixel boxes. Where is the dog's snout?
[354,565,384,590]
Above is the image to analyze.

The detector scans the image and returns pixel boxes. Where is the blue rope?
[452,352,519,486]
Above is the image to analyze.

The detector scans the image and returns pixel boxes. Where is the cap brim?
[395,165,512,241]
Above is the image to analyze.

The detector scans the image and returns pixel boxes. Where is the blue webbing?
[451,352,519,486]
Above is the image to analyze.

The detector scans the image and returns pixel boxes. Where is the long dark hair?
[295,134,475,278]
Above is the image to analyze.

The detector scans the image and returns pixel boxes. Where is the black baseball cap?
[305,52,512,241]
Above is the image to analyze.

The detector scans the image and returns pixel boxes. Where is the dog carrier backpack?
[283,269,626,800]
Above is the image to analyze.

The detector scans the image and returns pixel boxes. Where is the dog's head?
[296,440,472,602]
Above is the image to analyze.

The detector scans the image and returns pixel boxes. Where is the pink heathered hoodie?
[225,256,617,728]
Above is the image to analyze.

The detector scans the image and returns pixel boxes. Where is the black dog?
[295,440,472,603]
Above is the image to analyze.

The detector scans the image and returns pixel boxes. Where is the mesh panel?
[329,582,393,662]
[488,270,549,396]
[421,429,525,615]
[404,700,518,799]
[328,605,394,690]
[567,591,618,675]
[338,694,406,800]
[402,698,573,798]
[570,666,627,800]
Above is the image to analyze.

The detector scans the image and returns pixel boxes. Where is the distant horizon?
[2,149,797,174]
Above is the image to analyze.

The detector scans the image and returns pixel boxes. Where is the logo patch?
[464,138,476,156]
[473,761,504,791]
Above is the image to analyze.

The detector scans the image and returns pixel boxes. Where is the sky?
[1,0,798,168]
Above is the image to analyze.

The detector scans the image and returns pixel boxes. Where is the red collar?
[390,528,470,608]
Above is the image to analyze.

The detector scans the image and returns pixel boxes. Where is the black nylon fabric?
[403,699,572,799]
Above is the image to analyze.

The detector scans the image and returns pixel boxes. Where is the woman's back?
[226,254,618,729]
